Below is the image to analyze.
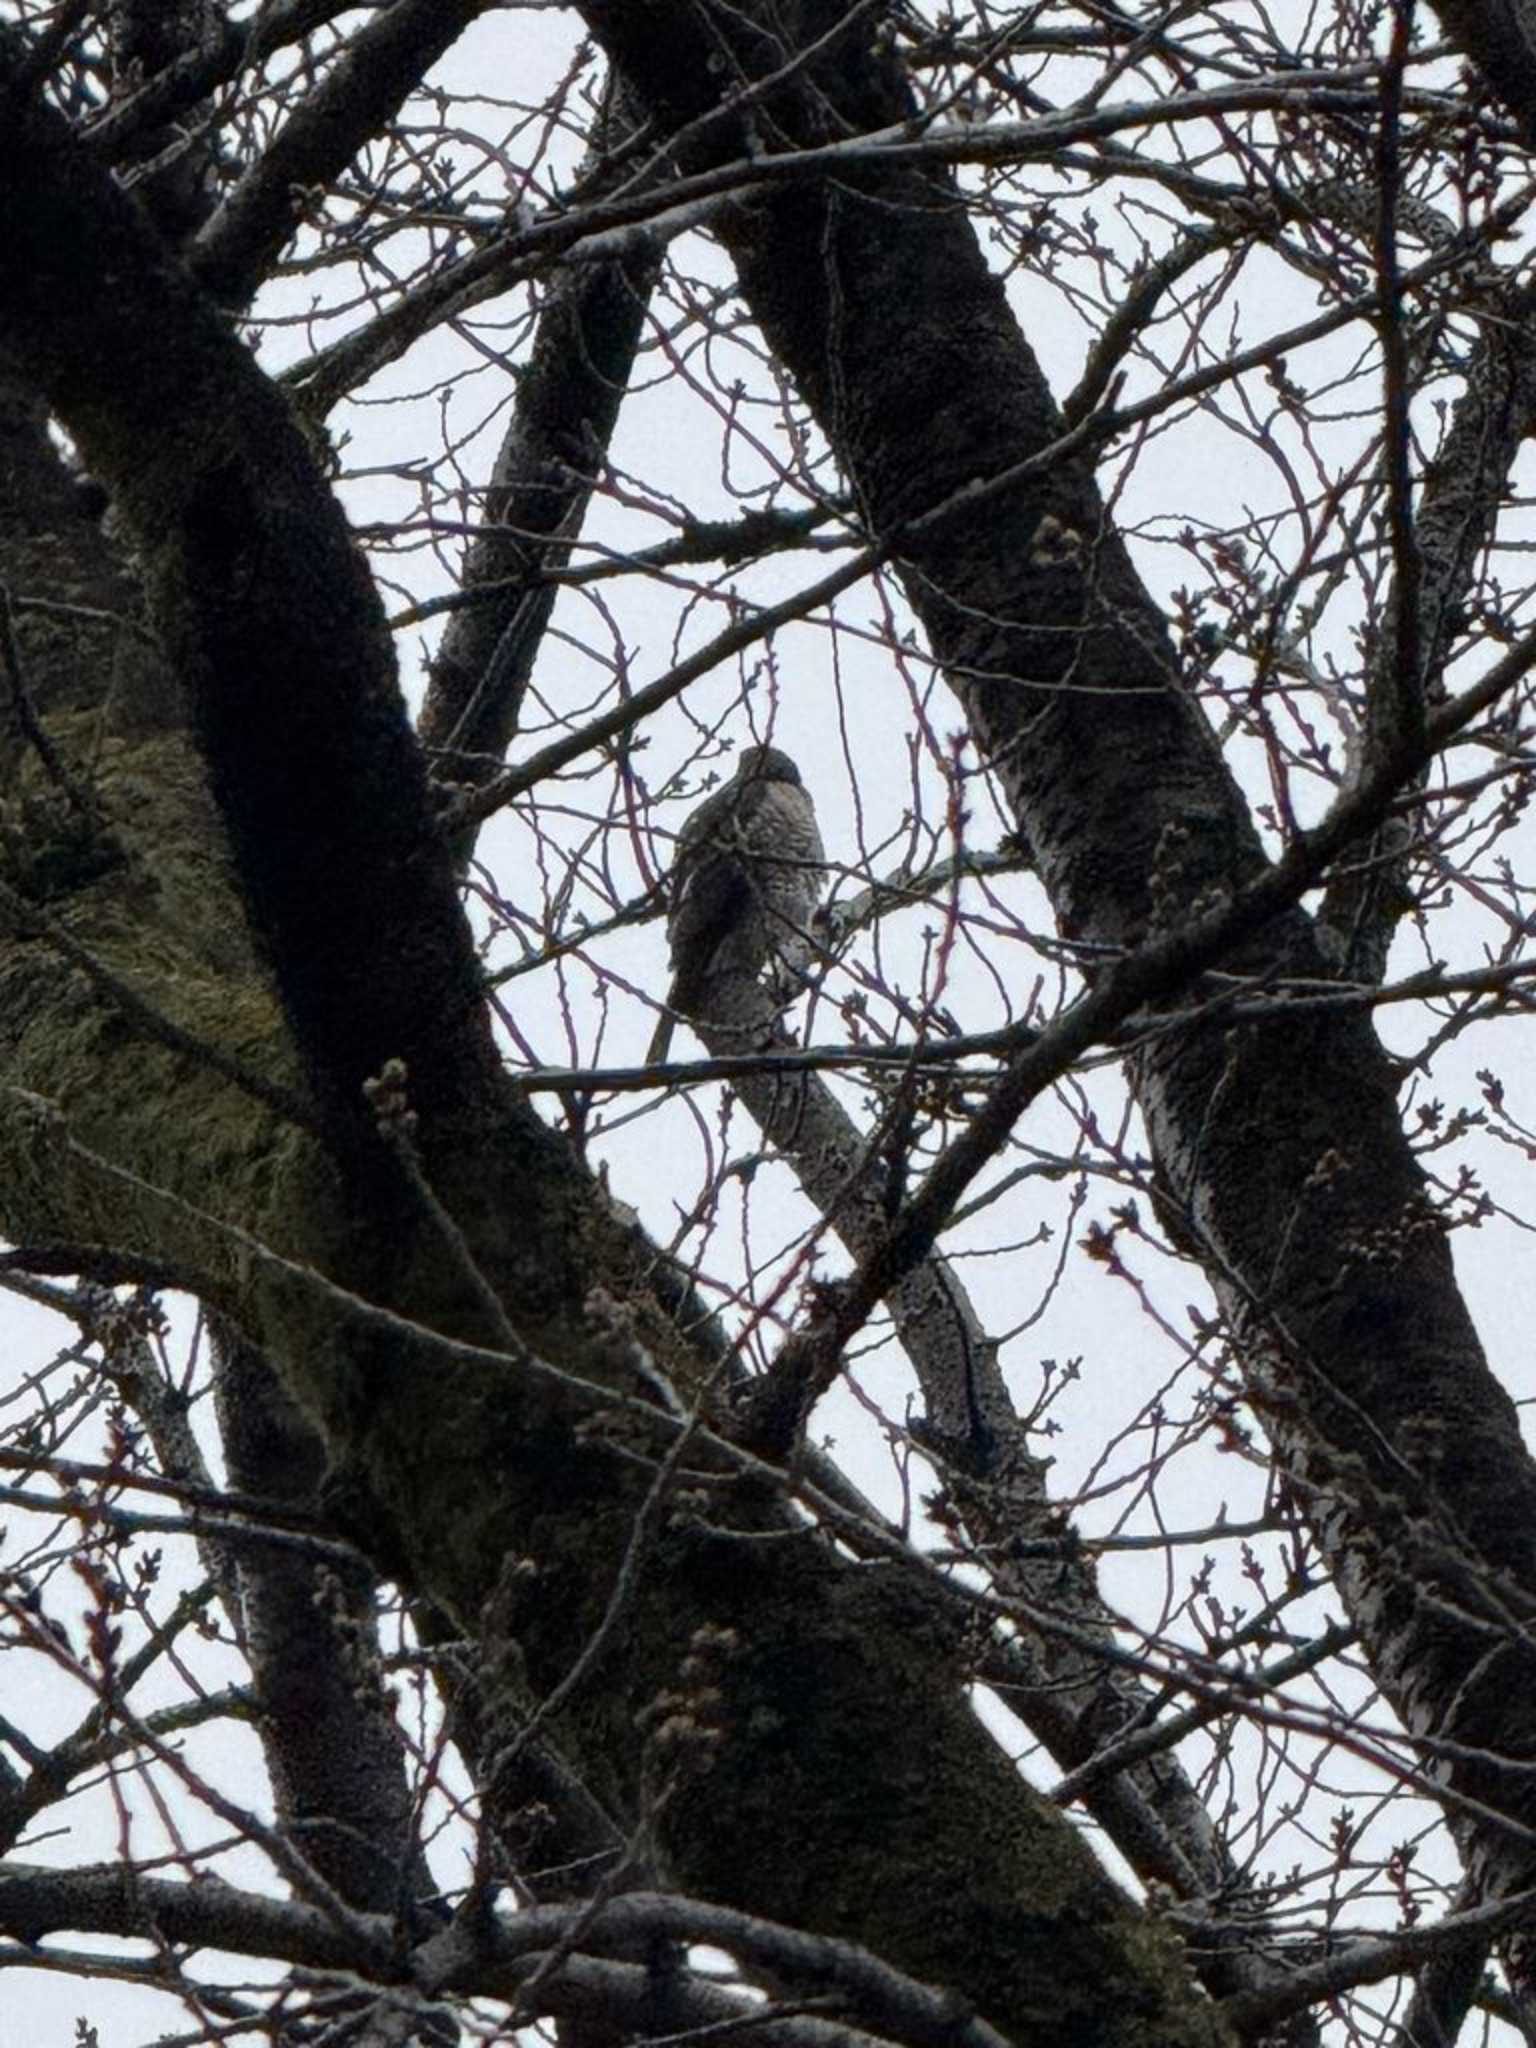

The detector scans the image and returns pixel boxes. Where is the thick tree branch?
[190,0,498,310]
[577,0,1536,2000]
[419,79,662,830]
[1428,0,1536,141]
[0,34,503,1143]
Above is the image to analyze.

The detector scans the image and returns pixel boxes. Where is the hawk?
[646,745,825,1064]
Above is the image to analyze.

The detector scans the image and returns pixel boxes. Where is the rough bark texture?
[213,1328,440,1921]
[420,97,661,795]
[578,0,1536,1952]
[0,32,1232,2048]
[1427,0,1536,142]
[12,0,1536,2036]
[189,0,497,311]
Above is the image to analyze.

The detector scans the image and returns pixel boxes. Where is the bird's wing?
[667,838,754,1000]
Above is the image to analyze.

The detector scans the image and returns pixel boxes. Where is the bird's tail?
[645,1013,676,1066]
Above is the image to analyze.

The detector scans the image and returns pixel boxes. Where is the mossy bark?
[0,47,1235,2048]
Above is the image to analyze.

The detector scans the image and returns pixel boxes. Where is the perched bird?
[647,745,825,1064]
